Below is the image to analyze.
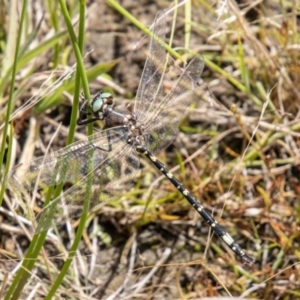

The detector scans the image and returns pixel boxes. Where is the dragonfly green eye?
[92,92,113,113]
[101,92,113,101]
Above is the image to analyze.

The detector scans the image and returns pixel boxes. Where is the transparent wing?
[7,127,140,233]
[35,142,139,233]
[134,11,167,120]
[7,127,125,191]
[143,56,204,153]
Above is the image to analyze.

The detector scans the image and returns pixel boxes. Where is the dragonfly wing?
[7,127,126,192]
[7,127,140,233]
[34,140,140,233]
[144,56,204,153]
[134,11,167,120]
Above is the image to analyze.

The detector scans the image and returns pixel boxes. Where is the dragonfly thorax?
[126,120,146,147]
[102,106,132,128]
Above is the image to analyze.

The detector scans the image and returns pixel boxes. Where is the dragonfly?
[7,11,254,265]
